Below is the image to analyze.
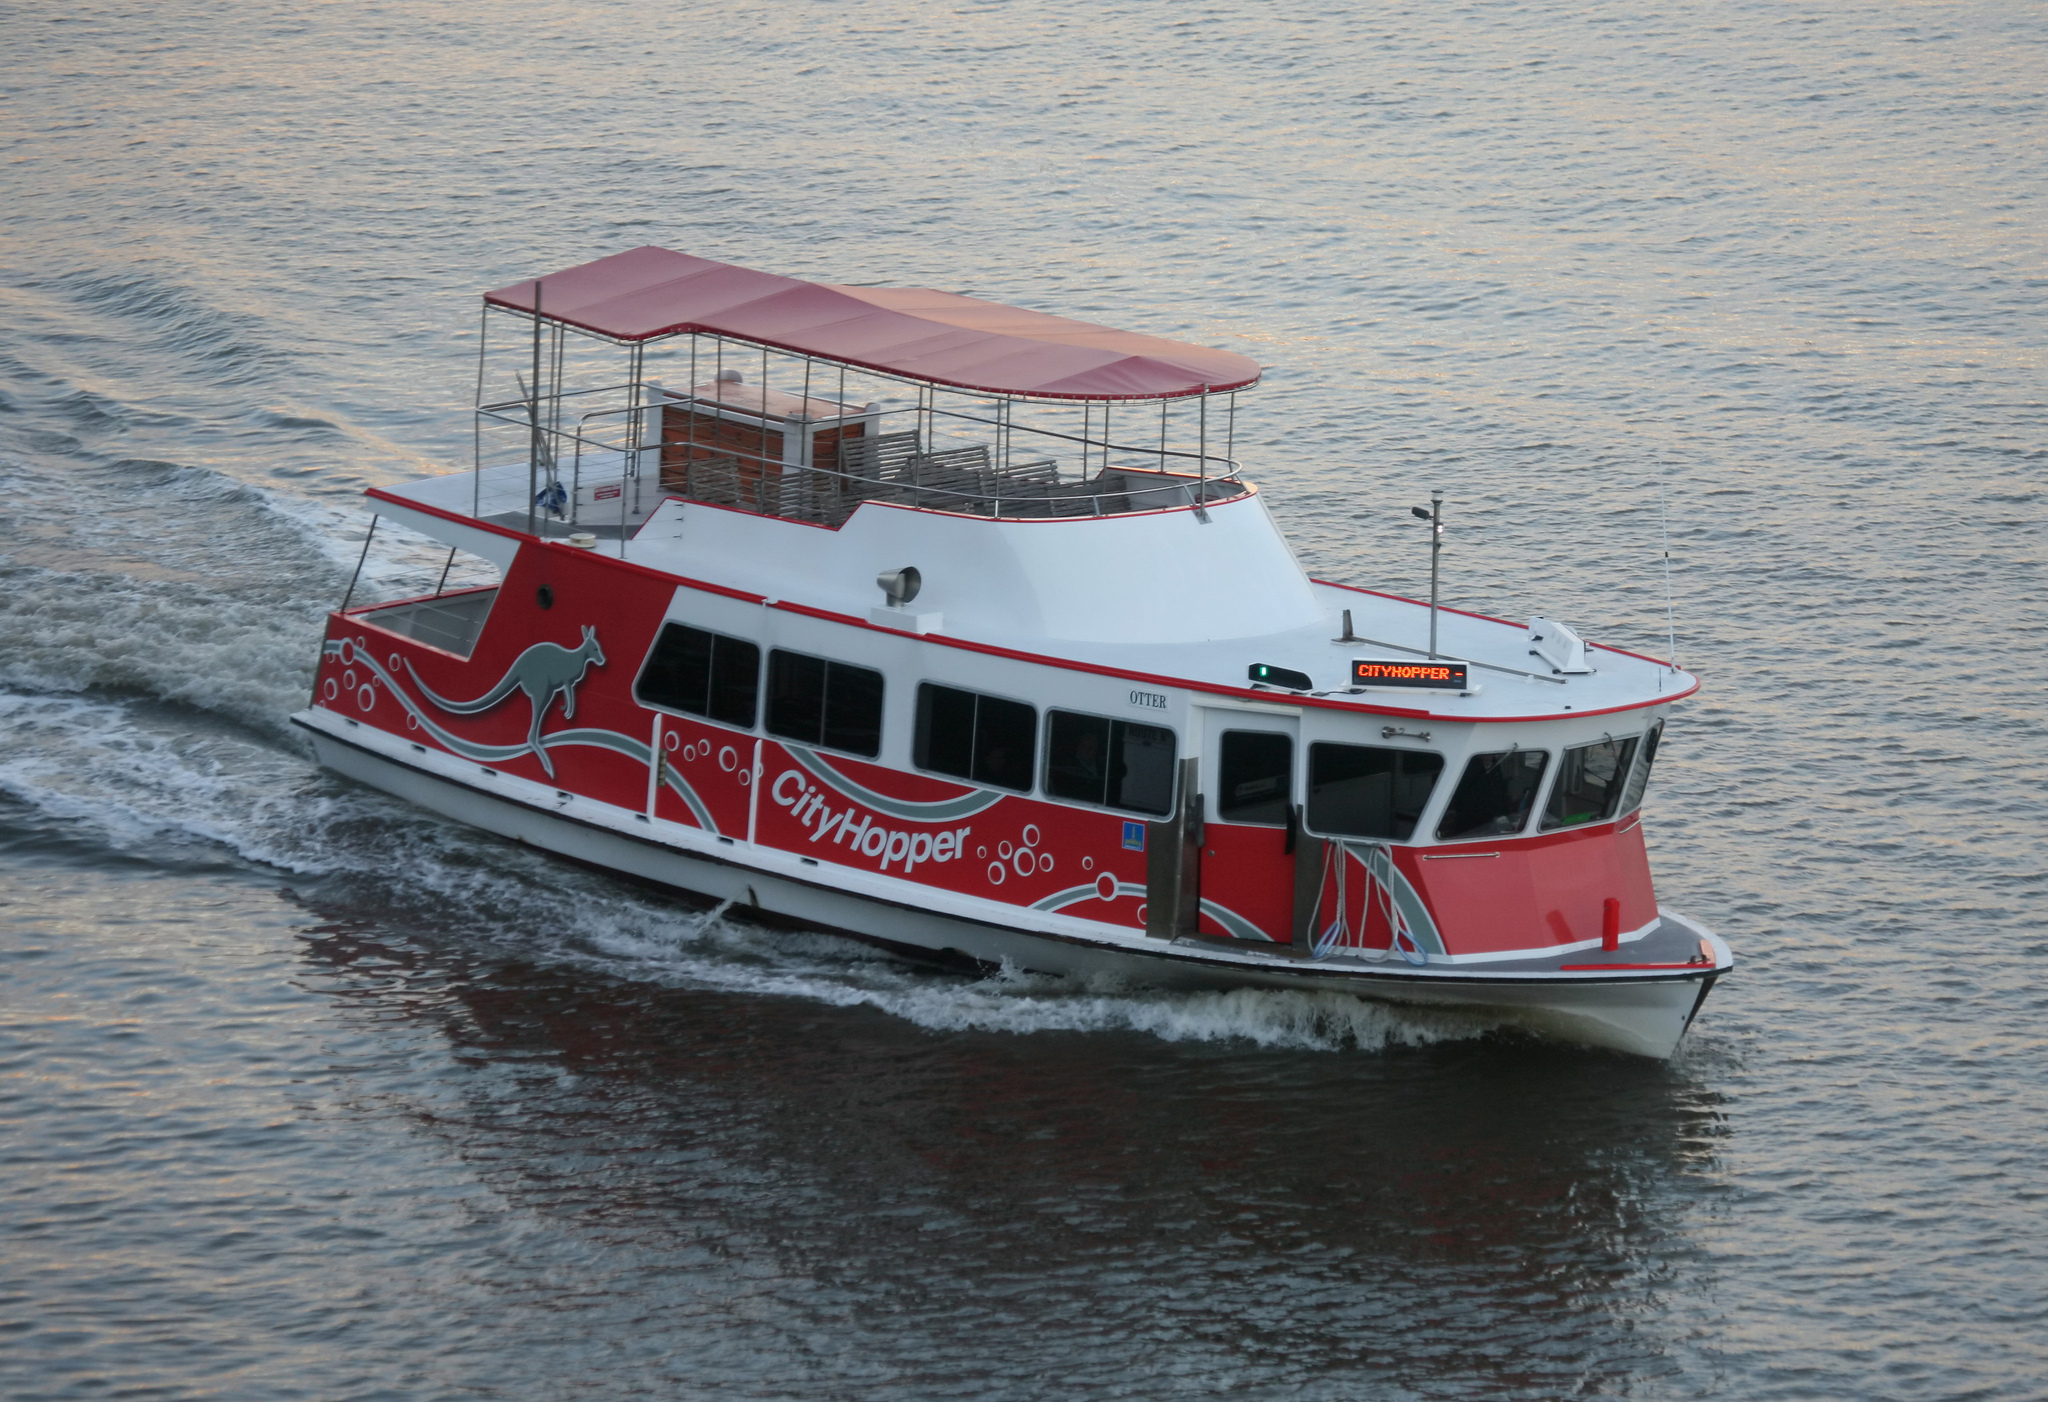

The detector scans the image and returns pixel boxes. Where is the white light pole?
[1411,491,1443,658]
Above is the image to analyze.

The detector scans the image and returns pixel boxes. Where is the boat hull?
[299,712,1726,1058]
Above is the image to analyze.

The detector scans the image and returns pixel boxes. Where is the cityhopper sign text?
[1350,658,1471,690]
[770,768,971,874]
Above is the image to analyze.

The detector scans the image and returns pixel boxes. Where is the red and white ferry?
[295,247,1730,1057]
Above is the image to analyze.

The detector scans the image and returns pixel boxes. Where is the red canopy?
[484,247,1261,402]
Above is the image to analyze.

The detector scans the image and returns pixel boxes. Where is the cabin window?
[352,545,503,660]
[1217,731,1294,825]
[1436,749,1549,841]
[1043,710,1177,816]
[1306,743,1444,841]
[635,622,760,728]
[766,649,885,758]
[1619,721,1663,814]
[914,683,1036,793]
[1540,736,1640,831]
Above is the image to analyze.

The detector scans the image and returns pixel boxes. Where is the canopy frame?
[482,247,1261,405]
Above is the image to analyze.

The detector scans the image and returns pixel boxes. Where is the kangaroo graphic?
[404,626,606,779]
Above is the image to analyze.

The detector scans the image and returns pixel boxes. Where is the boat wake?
[0,681,1495,1055]
[575,912,1494,1052]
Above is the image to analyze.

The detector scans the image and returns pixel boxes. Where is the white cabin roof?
[370,472,1695,725]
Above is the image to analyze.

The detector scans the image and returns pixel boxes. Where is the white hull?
[300,710,1726,1058]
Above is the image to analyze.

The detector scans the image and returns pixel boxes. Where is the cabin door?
[1192,709,1303,947]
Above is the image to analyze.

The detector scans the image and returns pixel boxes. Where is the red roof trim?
[1310,578,1702,709]
[764,600,1436,719]
[1313,578,1691,672]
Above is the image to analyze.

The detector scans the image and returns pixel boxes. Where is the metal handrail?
[648,440,1244,521]
[470,386,1249,527]
[477,384,1247,475]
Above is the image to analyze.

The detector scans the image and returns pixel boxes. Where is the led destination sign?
[1351,658,1470,691]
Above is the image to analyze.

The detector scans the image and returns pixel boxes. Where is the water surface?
[3,2,2045,1396]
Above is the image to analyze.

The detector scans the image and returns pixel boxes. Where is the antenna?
[1659,467,1678,676]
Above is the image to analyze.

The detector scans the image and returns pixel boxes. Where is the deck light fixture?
[877,567,921,608]
[1248,663,1313,692]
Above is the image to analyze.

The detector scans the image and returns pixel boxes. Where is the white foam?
[542,900,1493,1052]
[0,682,1489,1056]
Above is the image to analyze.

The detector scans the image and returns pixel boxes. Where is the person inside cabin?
[1045,720,1112,804]
[1069,728,1104,790]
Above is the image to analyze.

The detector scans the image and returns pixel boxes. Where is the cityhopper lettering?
[1350,658,1470,690]
[770,769,970,874]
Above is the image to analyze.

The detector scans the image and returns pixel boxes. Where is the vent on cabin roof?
[1527,617,1594,674]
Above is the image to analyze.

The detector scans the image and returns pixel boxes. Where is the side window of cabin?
[1540,736,1640,831]
[1217,731,1293,826]
[1044,710,1177,816]
[914,683,1035,793]
[1436,750,1549,841]
[352,546,501,661]
[635,622,760,729]
[1618,721,1663,814]
[1306,743,1444,841]
[766,649,885,758]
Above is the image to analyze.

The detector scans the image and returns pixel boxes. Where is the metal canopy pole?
[687,334,702,496]
[623,340,643,552]
[799,355,814,518]
[527,280,542,537]
[550,320,565,453]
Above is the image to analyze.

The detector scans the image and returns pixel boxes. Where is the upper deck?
[374,246,1695,726]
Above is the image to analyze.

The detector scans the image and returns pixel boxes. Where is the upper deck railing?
[460,344,1249,541]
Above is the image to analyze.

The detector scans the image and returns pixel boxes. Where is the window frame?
[1303,740,1446,843]
[1433,746,1551,843]
[1618,720,1664,816]
[1215,728,1296,828]
[1040,707,1179,818]
[764,646,886,760]
[912,681,1039,794]
[1537,734,1642,833]
[632,619,761,731]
